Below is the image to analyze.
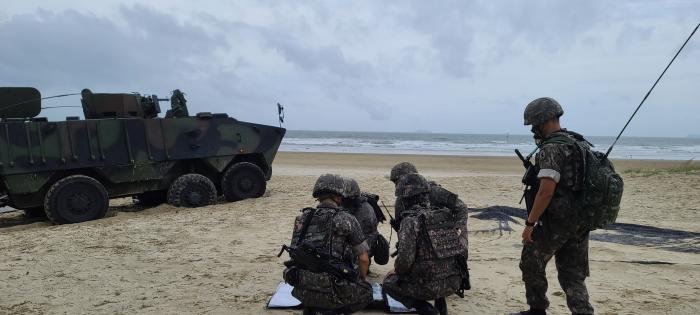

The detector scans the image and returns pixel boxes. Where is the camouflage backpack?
[543,131,624,230]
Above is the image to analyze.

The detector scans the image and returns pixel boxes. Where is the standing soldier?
[342,178,390,266]
[514,97,594,315]
[281,174,372,315]
[383,173,468,315]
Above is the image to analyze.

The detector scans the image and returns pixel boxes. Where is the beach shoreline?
[0,151,698,314]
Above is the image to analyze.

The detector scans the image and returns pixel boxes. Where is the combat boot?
[434,297,448,315]
[413,300,438,315]
[510,308,546,315]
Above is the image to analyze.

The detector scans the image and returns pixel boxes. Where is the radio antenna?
[605,23,699,158]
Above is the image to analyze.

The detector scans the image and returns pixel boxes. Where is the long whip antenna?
[605,23,699,158]
[1,92,81,112]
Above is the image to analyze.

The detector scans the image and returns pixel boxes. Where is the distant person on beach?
[282,174,372,314]
[514,97,594,315]
[383,173,468,315]
[342,178,390,267]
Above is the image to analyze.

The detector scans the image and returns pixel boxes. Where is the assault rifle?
[277,207,358,282]
[278,243,358,282]
[381,201,400,232]
[380,201,400,258]
[515,148,539,214]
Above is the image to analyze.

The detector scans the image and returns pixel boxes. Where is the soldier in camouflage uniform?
[283,174,373,315]
[514,97,594,315]
[341,178,385,265]
[383,173,465,315]
[389,162,469,254]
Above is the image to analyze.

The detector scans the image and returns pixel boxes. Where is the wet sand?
[1,152,698,314]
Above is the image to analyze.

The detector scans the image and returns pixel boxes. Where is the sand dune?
[1,152,698,314]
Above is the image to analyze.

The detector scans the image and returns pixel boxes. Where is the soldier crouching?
[341,178,390,267]
[382,173,468,315]
[389,162,469,252]
[282,174,373,315]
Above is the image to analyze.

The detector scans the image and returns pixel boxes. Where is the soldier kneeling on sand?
[389,163,468,244]
[383,173,469,315]
[281,174,373,315]
[342,178,390,267]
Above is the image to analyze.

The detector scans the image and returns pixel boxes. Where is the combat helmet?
[523,97,564,126]
[342,178,361,199]
[312,174,346,198]
[390,162,418,183]
[395,173,430,198]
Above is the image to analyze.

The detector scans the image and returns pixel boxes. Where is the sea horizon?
[280,130,700,161]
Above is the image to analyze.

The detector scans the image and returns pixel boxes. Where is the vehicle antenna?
[41,105,82,110]
[605,22,699,158]
[2,92,81,112]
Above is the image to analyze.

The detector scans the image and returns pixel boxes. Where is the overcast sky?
[1,1,698,137]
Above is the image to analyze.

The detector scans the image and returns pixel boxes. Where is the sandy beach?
[1,152,698,315]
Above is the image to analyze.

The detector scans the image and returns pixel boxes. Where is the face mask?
[531,125,543,145]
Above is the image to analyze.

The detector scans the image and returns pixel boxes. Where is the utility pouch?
[456,254,471,298]
[373,234,390,265]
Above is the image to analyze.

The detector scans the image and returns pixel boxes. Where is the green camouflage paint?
[0,87,285,210]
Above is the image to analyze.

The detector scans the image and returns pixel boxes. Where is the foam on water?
[281,131,700,160]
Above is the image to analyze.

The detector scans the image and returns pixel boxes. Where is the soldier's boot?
[434,297,448,315]
[509,308,546,315]
[413,300,438,315]
[303,308,341,315]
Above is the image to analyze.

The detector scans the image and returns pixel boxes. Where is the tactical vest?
[293,206,352,264]
[410,208,464,281]
[542,131,624,230]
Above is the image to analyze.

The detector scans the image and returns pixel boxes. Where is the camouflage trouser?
[519,223,594,314]
[382,273,460,307]
[285,268,372,313]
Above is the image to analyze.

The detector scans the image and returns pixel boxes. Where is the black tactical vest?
[292,206,352,265]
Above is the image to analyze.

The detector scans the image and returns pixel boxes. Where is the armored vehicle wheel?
[221,162,266,201]
[23,207,46,218]
[134,190,167,207]
[167,174,217,208]
[44,175,109,224]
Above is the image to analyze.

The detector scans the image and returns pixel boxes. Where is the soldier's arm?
[527,178,556,224]
[357,251,369,281]
[394,218,417,274]
[362,202,379,232]
[528,144,562,224]
[393,197,403,222]
[338,213,371,280]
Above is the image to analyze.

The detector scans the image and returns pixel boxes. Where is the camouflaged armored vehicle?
[0,87,285,224]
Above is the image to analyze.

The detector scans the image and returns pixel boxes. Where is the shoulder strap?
[296,207,318,246]
[541,133,575,146]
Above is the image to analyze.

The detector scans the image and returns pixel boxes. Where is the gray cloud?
[0,1,698,136]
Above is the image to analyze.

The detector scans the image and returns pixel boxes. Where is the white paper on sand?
[267,281,415,313]
[385,293,416,313]
[372,282,383,301]
[267,282,301,308]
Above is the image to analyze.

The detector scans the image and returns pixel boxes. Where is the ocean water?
[280,130,700,161]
